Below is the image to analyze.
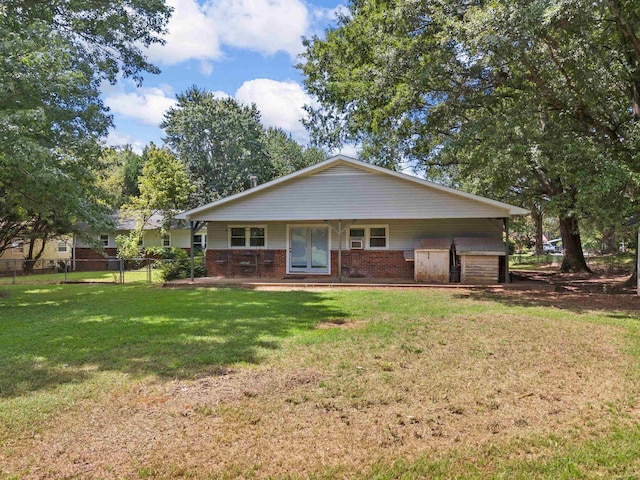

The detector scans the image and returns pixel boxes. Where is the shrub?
[146,247,206,281]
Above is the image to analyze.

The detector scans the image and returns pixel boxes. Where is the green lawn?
[1,284,639,479]
[510,252,635,272]
[0,268,162,285]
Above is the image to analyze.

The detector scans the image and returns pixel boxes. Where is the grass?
[0,268,162,285]
[0,284,639,478]
[510,252,635,273]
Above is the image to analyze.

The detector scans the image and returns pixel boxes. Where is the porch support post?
[325,220,355,283]
[338,219,342,283]
[190,220,195,282]
[504,217,510,284]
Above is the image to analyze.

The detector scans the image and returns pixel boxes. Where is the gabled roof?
[177,155,529,221]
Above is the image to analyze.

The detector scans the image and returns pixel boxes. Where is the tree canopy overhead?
[300,0,640,272]
[0,0,171,255]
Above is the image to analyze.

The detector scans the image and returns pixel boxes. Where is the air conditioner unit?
[350,238,364,250]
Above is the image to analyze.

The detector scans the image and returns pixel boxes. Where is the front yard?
[1,284,639,479]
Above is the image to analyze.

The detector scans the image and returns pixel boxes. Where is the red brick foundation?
[74,247,118,271]
[206,249,414,279]
[333,250,414,278]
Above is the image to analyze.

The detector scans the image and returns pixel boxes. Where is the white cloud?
[235,79,314,143]
[105,131,146,154]
[199,60,215,76]
[104,86,177,126]
[147,0,316,65]
[146,0,222,65]
[213,0,309,57]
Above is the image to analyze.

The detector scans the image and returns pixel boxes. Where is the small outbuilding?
[414,238,453,283]
[454,237,507,284]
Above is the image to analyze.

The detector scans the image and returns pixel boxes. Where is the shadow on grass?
[0,285,346,398]
[455,288,640,318]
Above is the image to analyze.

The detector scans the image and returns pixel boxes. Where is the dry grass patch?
[2,293,635,479]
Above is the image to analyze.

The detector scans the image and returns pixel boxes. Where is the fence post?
[64,258,68,283]
[119,258,124,284]
[147,259,152,283]
[13,259,17,285]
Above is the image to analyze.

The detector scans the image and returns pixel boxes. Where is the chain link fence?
[0,256,205,285]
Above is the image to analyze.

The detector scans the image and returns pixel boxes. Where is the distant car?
[543,243,556,254]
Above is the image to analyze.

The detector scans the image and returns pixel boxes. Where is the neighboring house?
[0,236,73,274]
[74,212,205,271]
[178,155,528,283]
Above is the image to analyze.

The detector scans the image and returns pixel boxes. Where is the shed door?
[415,250,450,283]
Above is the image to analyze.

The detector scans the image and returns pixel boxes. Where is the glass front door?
[288,226,330,274]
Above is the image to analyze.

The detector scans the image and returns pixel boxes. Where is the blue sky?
[103,0,350,154]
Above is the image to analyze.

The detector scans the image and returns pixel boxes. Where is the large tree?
[117,144,193,257]
[264,127,326,177]
[300,0,640,273]
[161,87,274,206]
[0,0,171,255]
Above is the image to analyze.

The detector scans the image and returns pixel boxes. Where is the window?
[348,225,388,250]
[13,243,24,253]
[228,226,266,248]
[249,227,265,247]
[162,234,171,247]
[57,241,68,253]
[193,234,207,252]
[100,234,109,246]
[369,227,387,248]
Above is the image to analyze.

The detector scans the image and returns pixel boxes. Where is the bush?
[146,247,206,281]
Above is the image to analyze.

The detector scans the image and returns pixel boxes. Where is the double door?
[289,226,330,274]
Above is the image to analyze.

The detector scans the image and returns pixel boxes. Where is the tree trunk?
[623,230,638,288]
[23,233,48,274]
[531,207,544,256]
[559,214,592,273]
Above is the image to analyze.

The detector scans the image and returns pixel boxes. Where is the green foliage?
[117,145,193,258]
[146,247,205,281]
[116,232,143,259]
[162,87,274,206]
[98,147,145,208]
[265,127,326,177]
[0,0,170,253]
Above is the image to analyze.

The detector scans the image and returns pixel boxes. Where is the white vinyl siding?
[207,218,501,250]
[192,164,511,221]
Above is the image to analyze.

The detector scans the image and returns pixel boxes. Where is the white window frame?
[100,234,109,247]
[227,225,267,249]
[57,241,68,253]
[347,224,389,250]
[193,233,207,251]
[162,233,171,248]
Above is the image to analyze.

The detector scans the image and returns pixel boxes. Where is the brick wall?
[333,250,414,278]
[206,249,414,279]
[206,250,286,278]
[74,247,118,271]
